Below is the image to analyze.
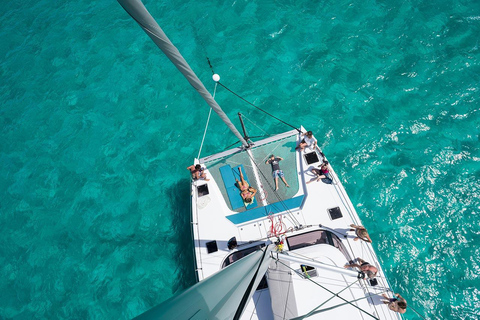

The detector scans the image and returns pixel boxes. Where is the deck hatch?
[304,151,320,164]
[328,207,343,220]
[206,241,218,254]
[300,265,317,278]
[197,184,209,197]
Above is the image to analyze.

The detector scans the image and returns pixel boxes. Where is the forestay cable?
[197,82,217,159]
[218,81,301,132]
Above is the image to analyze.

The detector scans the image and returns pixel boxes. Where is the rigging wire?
[217,81,301,132]
[197,82,217,159]
[301,278,362,319]
[206,56,299,132]
[241,113,271,137]
[273,258,379,320]
[408,305,427,320]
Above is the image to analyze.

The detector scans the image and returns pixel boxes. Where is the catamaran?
[117,0,403,319]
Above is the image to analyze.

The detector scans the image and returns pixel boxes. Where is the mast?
[237,112,250,146]
[117,0,249,147]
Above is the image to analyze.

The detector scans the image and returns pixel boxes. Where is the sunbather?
[265,155,290,191]
[235,167,257,203]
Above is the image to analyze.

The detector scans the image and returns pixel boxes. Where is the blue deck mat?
[219,164,257,210]
[226,195,305,225]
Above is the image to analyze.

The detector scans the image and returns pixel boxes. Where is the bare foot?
[286,184,290,187]
[354,237,359,241]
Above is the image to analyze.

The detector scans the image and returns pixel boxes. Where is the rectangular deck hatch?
[328,207,343,220]
[304,151,320,165]
[197,184,209,197]
[206,241,218,254]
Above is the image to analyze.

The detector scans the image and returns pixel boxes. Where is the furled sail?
[117,0,248,147]
[134,247,273,320]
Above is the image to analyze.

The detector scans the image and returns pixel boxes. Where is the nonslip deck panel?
[226,195,305,224]
[219,165,243,210]
[219,164,257,210]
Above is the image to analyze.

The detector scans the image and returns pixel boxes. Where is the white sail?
[134,247,273,320]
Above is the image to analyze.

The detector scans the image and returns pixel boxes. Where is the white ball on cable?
[212,74,220,82]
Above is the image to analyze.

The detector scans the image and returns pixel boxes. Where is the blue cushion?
[231,165,257,208]
[219,165,244,210]
[219,164,257,210]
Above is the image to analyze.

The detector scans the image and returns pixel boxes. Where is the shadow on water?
[166,179,197,295]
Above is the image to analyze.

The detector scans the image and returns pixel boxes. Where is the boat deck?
[191,129,402,320]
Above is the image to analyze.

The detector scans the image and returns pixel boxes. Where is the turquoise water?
[1,0,479,318]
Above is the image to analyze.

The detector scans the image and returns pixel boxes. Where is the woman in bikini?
[307,161,333,184]
[235,167,257,204]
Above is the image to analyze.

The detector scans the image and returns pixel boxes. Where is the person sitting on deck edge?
[235,167,257,204]
[187,164,209,181]
[296,131,317,151]
[266,155,290,191]
[350,224,372,243]
[344,257,378,279]
[307,161,332,184]
[382,293,407,314]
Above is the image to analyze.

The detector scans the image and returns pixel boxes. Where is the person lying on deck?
[306,161,332,184]
[187,164,209,181]
[295,131,317,151]
[265,155,290,191]
[235,167,257,203]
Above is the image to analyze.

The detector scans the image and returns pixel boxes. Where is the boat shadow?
[167,179,197,294]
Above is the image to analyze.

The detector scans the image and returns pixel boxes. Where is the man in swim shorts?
[265,155,290,191]
[344,257,378,279]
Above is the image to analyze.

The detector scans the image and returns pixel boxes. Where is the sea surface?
[1,0,479,319]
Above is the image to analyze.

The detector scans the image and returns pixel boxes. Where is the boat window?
[286,230,351,261]
[330,233,351,261]
[221,244,265,268]
[286,230,328,251]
